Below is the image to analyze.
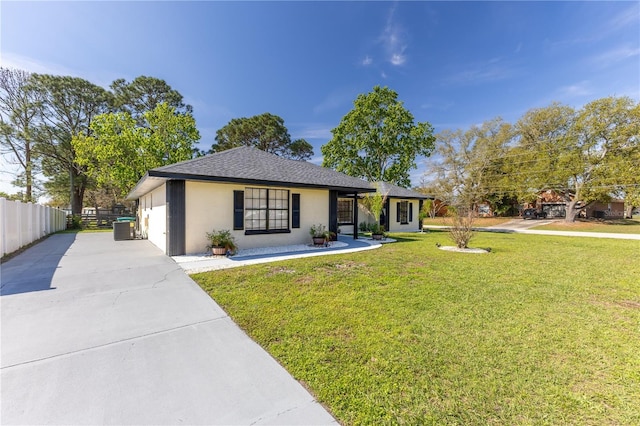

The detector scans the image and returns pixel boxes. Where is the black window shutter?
[292,193,300,228]
[409,202,413,222]
[396,201,401,222]
[233,190,244,230]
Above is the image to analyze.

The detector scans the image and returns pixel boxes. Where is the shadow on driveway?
[0,233,76,296]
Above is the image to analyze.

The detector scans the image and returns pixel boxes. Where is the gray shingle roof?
[127,146,375,199]
[373,181,431,199]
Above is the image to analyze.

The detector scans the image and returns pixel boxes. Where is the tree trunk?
[25,144,33,202]
[69,168,86,215]
[564,199,579,222]
[625,204,634,219]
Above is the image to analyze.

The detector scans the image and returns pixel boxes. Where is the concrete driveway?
[1,232,336,425]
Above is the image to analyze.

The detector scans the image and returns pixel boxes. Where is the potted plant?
[370,223,385,240]
[310,224,333,246]
[206,229,237,256]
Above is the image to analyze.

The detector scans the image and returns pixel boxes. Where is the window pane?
[399,201,409,223]
[244,187,289,232]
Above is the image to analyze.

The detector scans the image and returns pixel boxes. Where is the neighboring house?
[583,200,625,219]
[342,181,431,234]
[525,190,626,219]
[126,146,374,255]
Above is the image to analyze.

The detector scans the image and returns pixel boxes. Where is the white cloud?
[557,81,593,98]
[608,4,640,28]
[0,52,120,89]
[313,89,355,115]
[390,53,405,66]
[592,45,640,65]
[421,101,454,111]
[362,55,373,66]
[294,127,333,140]
[446,62,513,85]
[0,52,75,76]
[380,2,408,67]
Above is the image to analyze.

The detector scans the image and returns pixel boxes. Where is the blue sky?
[1,1,638,194]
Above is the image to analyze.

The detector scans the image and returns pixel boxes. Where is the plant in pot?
[361,185,389,240]
[370,223,385,240]
[310,224,333,246]
[206,229,237,256]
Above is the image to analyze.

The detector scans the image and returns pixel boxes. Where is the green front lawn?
[193,232,640,425]
[422,217,513,227]
[533,218,640,234]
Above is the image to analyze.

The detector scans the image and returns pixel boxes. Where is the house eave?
[126,174,167,200]
[126,171,376,200]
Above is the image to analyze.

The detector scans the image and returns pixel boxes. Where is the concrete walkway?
[174,235,384,273]
[425,220,640,240]
[1,233,337,425]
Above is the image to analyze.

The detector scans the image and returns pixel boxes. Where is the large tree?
[110,76,192,121]
[211,112,313,160]
[28,74,112,214]
[321,86,435,187]
[424,118,515,212]
[0,68,41,201]
[512,97,639,222]
[73,103,200,199]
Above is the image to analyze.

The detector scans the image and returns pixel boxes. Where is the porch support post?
[166,180,186,256]
[328,190,338,241]
[352,193,358,239]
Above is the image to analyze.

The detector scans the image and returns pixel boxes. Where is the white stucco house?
[338,181,432,235]
[126,146,375,255]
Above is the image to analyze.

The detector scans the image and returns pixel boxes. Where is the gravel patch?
[173,241,349,263]
[438,246,489,254]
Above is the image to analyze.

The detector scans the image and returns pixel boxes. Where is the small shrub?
[68,214,83,230]
[448,210,474,248]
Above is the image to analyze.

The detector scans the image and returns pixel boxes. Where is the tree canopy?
[73,103,200,199]
[0,67,41,202]
[510,97,639,221]
[426,118,514,213]
[321,86,435,188]
[211,112,313,160]
[110,76,192,120]
[0,69,197,210]
[422,96,640,222]
[28,73,112,214]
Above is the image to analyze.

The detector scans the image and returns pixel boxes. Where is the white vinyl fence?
[0,198,67,257]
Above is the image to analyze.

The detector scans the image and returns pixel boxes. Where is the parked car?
[523,208,547,219]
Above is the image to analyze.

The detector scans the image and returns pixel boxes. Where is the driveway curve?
[1,232,336,425]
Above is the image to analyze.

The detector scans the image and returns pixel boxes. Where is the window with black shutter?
[398,201,409,224]
[233,190,244,230]
[292,193,300,228]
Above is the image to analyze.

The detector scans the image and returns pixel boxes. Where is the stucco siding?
[387,198,418,232]
[139,183,167,253]
[185,181,330,253]
[356,198,418,232]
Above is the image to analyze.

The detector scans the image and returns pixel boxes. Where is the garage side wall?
[185,181,329,253]
[139,183,167,253]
